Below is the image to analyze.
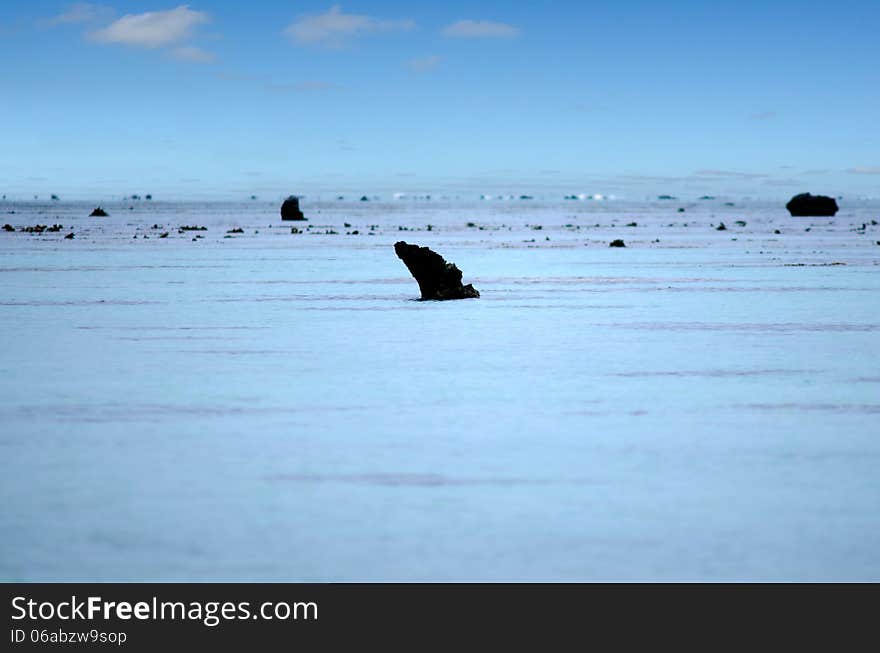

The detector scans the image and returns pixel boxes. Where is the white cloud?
[168,45,215,63]
[45,3,115,26]
[89,5,209,48]
[441,20,520,39]
[285,5,414,48]
[407,54,441,72]
[847,166,880,175]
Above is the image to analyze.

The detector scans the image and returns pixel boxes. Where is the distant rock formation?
[280,196,306,221]
[786,193,838,216]
[89,207,108,217]
[394,241,480,300]
[609,239,626,247]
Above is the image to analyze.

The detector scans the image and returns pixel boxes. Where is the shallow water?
[1,198,879,580]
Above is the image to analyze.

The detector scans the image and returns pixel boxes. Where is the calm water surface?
[1,198,878,580]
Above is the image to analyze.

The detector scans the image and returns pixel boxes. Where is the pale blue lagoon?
[1,198,878,580]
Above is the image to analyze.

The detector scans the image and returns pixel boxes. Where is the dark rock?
[145,194,152,200]
[280,195,306,221]
[626,222,637,227]
[609,239,626,247]
[786,193,838,216]
[735,220,747,227]
[64,233,74,239]
[89,207,108,217]
[227,227,244,234]
[2,224,14,232]
[394,241,480,300]
[716,223,727,231]
[23,224,61,233]
[699,195,715,200]
[677,207,685,212]
[657,195,676,200]
[360,196,370,202]
[159,232,169,238]
[774,229,781,234]
[51,194,59,201]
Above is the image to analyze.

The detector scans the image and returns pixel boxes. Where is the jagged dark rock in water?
[394,241,480,300]
[786,193,838,216]
[716,222,727,231]
[609,239,626,247]
[64,233,74,239]
[89,207,108,217]
[280,195,306,221]
[2,224,14,232]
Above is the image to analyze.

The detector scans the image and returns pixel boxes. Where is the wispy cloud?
[44,2,115,26]
[407,54,442,72]
[750,111,777,121]
[569,103,607,113]
[285,5,414,48]
[693,169,769,179]
[168,45,215,63]
[441,20,520,39]
[847,166,880,175]
[762,179,801,187]
[89,5,209,48]
[265,81,339,93]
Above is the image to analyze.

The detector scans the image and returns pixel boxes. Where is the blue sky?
[1,1,878,199]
